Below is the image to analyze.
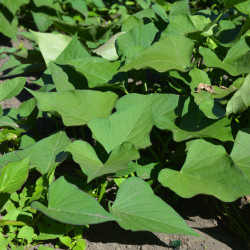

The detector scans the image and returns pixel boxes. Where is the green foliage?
[0,0,249,248]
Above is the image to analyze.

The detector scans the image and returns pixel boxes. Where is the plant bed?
[0,0,250,249]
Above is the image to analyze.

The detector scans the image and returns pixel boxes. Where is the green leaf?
[226,74,250,115]
[164,15,196,35]
[136,0,151,9]
[0,77,26,102]
[71,0,88,16]
[31,11,53,32]
[154,97,233,142]
[235,1,250,15]
[110,177,198,236]
[230,129,250,180]
[169,0,190,16]
[18,98,37,117]
[117,93,232,142]
[223,0,248,8]
[116,23,158,56]
[30,30,72,65]
[0,158,29,193]
[67,58,120,88]
[121,16,143,32]
[88,96,153,153]
[50,63,75,91]
[158,140,250,202]
[56,35,90,62]
[33,0,62,11]
[67,141,140,182]
[152,4,168,21]
[1,0,29,15]
[199,38,250,76]
[120,35,193,73]
[28,89,118,126]
[16,131,71,175]
[32,177,114,225]
[93,32,125,61]
[17,226,34,244]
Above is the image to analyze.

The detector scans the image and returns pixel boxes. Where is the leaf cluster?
[0,0,250,248]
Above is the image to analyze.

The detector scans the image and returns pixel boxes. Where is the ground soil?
[0,35,249,250]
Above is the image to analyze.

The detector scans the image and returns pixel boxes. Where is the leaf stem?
[0,220,28,226]
[148,147,160,162]
[160,134,172,162]
[98,179,108,203]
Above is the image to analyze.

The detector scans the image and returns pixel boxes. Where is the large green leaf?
[88,96,153,153]
[28,89,118,126]
[116,23,158,56]
[16,131,71,175]
[0,77,26,102]
[1,0,29,15]
[30,31,72,65]
[32,177,114,225]
[120,35,193,73]
[230,130,250,180]
[199,38,250,76]
[67,141,140,182]
[226,74,250,115]
[0,12,16,39]
[110,177,198,236]
[67,58,120,88]
[0,158,29,193]
[158,140,250,202]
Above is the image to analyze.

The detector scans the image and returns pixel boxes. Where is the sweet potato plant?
[0,0,249,248]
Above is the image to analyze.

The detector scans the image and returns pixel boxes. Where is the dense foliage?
[0,0,250,248]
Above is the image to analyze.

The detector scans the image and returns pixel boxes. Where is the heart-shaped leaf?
[110,177,199,236]
[158,139,250,202]
[88,96,153,153]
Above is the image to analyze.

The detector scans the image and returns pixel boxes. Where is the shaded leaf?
[50,63,75,91]
[199,38,250,76]
[67,58,120,88]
